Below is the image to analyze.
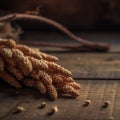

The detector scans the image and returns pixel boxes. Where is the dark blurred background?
[0,0,120,30]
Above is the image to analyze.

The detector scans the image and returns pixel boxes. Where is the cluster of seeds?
[0,39,80,100]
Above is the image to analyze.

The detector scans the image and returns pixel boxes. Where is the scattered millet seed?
[103,101,110,108]
[16,106,25,113]
[51,106,58,113]
[24,115,28,119]
[83,100,91,106]
[26,99,31,103]
[41,102,47,108]
[109,117,114,120]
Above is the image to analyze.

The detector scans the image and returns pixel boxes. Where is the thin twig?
[21,41,107,51]
[0,13,110,51]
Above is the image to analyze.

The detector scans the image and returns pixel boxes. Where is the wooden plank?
[52,52,120,79]
[0,80,120,120]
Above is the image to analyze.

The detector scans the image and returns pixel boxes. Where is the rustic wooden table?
[0,31,120,120]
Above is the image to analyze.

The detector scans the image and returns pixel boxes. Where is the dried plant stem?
[0,13,110,51]
[21,41,107,51]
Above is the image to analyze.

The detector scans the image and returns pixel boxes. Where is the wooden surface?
[0,80,120,120]
[0,31,120,120]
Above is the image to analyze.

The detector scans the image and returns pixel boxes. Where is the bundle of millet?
[0,39,80,100]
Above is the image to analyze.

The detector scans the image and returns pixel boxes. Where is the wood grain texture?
[0,80,120,120]
[56,52,120,79]
[0,32,120,120]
